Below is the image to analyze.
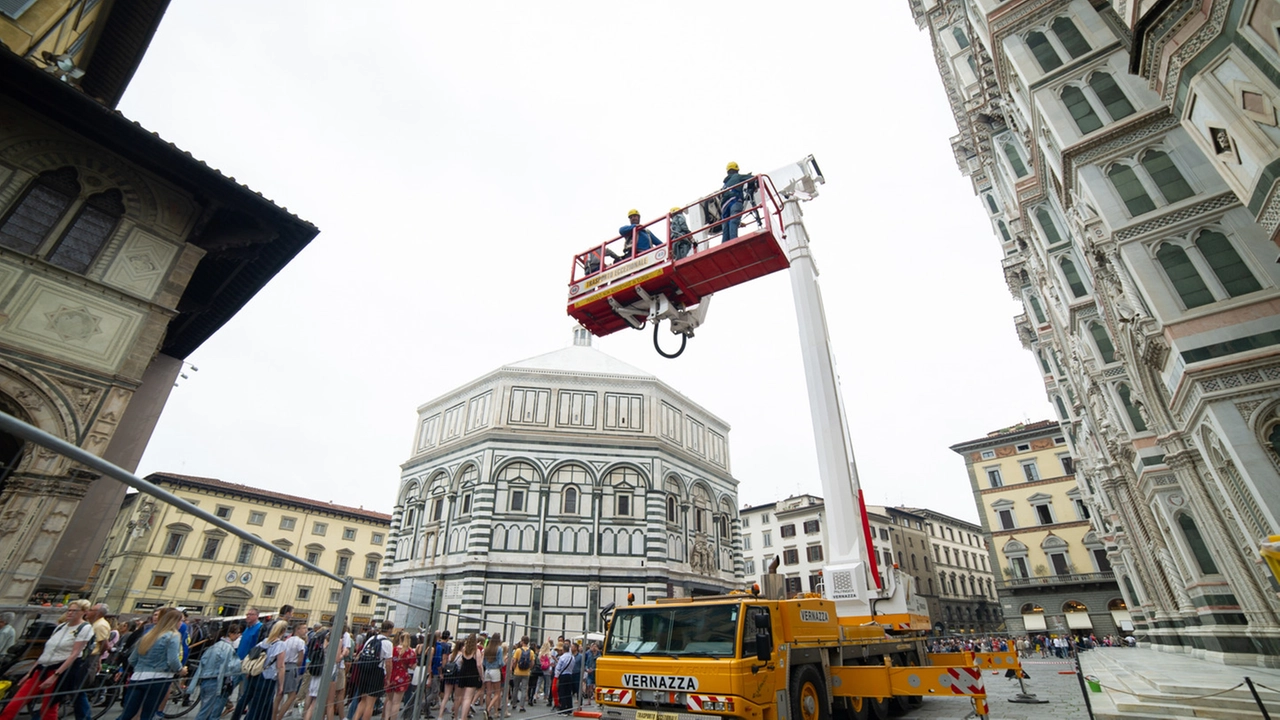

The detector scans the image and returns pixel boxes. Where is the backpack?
[241,643,268,677]
[516,648,531,671]
[305,629,329,677]
[356,635,383,668]
[539,653,550,671]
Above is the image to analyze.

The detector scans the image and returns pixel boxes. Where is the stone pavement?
[908,657,1087,719]
[1079,645,1280,719]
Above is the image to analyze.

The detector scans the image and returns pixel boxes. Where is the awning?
[1066,612,1093,629]
[1120,620,1134,632]
[1023,613,1047,631]
[1110,609,1132,627]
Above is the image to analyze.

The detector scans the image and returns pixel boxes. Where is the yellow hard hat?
[726,161,739,172]
[669,207,682,214]
[627,208,640,217]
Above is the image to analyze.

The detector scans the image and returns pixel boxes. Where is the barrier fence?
[0,411,601,720]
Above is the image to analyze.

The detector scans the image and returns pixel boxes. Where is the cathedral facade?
[380,330,743,638]
[912,0,1280,663]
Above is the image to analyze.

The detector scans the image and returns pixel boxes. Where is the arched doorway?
[0,394,32,496]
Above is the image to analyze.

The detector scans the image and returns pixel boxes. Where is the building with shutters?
[0,1,316,605]
[380,330,742,637]
[898,507,1002,635]
[952,422,1122,637]
[912,0,1280,662]
[90,473,389,623]
[738,495,827,595]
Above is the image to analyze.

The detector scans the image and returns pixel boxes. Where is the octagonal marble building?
[380,329,743,637]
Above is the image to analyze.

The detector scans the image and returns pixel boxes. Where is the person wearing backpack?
[506,637,529,713]
[531,640,551,706]
[245,620,289,720]
[0,600,95,720]
[301,625,329,720]
[353,620,394,720]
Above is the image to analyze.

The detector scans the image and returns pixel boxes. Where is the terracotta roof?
[949,419,1060,451]
[148,472,392,524]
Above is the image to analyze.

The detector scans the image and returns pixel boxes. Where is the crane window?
[606,604,739,658]
[740,607,770,658]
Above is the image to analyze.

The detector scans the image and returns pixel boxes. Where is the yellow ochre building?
[92,473,390,624]
[952,421,1129,637]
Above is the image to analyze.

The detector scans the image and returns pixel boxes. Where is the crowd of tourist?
[927,632,1136,658]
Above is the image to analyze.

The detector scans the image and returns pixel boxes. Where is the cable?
[653,321,686,359]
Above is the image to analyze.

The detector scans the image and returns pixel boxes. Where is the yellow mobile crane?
[569,158,1017,720]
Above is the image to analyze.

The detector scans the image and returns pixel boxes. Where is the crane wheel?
[836,696,870,720]
[788,666,829,720]
[866,696,890,720]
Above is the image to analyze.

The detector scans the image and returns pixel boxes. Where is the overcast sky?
[124,1,1054,524]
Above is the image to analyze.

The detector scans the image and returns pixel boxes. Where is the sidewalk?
[1079,646,1280,719]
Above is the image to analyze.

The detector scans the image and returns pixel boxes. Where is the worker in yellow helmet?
[669,206,693,259]
[719,161,755,244]
[617,209,662,260]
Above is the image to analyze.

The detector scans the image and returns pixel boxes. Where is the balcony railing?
[1001,571,1114,587]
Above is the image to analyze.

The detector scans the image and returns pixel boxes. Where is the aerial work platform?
[566,174,788,338]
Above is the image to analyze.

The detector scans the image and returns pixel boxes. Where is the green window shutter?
[1089,73,1134,121]
[998,221,1011,242]
[1156,243,1214,308]
[1194,230,1261,297]
[1028,294,1047,324]
[1051,17,1091,58]
[1059,256,1088,298]
[1117,384,1147,432]
[1107,164,1157,216]
[1038,350,1052,374]
[1055,397,1069,420]
[1061,86,1103,134]
[1026,31,1062,72]
[985,195,999,214]
[1177,514,1218,575]
[1003,142,1028,178]
[1089,323,1116,363]
[952,27,970,49]
[1035,208,1063,244]
[1141,150,1194,204]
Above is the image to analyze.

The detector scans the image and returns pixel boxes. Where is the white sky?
[125,1,1054,524]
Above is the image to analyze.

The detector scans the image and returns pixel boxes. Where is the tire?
[161,684,197,719]
[836,696,870,720]
[866,696,890,720]
[886,654,908,717]
[789,665,829,720]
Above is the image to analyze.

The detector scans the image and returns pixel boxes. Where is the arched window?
[0,167,80,255]
[1140,150,1193,204]
[1055,396,1069,420]
[1194,230,1261,297]
[1061,86,1102,134]
[952,26,970,49]
[1050,17,1091,58]
[1026,31,1062,72]
[998,220,1011,242]
[1116,384,1147,432]
[1059,256,1088,297]
[1156,243,1213,308]
[1089,322,1116,363]
[47,189,124,273]
[1177,513,1219,575]
[985,194,999,214]
[1269,423,1280,458]
[1089,72,1134,121]
[1108,164,1157,216]
[1035,207,1063,245]
[563,485,578,514]
[1002,142,1029,178]
[1027,294,1047,324]
[666,495,678,523]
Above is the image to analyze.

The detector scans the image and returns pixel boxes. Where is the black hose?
[653,321,687,359]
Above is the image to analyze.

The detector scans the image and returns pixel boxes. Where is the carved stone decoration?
[43,306,103,343]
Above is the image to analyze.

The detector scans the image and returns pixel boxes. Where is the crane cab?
[567,175,788,337]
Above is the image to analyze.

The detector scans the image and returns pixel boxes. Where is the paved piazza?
[909,658,1087,719]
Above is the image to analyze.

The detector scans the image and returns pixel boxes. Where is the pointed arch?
[1194,230,1260,298]
[1156,242,1213,308]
